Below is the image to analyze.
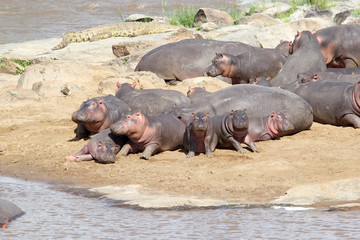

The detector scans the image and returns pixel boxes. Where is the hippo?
[0,198,24,229]
[169,84,313,136]
[115,82,190,115]
[313,25,360,68]
[135,39,255,84]
[212,109,258,153]
[71,95,131,140]
[294,80,360,128]
[183,112,217,158]
[270,30,327,91]
[248,112,294,141]
[205,47,287,84]
[110,110,186,160]
[297,70,360,84]
[186,87,210,103]
[66,128,127,164]
[249,77,272,87]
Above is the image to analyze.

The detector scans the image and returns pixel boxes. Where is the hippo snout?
[72,111,88,123]
[97,154,116,164]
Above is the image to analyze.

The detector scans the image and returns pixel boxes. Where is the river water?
[1,176,360,239]
[0,0,249,44]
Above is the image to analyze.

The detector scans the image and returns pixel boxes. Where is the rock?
[112,41,156,58]
[177,76,231,92]
[262,3,292,17]
[305,10,333,19]
[333,10,351,25]
[329,203,360,211]
[0,59,24,75]
[193,8,234,28]
[124,14,168,24]
[167,28,203,42]
[235,13,282,27]
[290,5,314,21]
[271,179,360,206]
[344,17,360,25]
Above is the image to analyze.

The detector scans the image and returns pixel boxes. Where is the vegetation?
[0,57,33,74]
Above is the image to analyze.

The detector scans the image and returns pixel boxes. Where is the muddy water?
[1,177,360,239]
[0,0,244,44]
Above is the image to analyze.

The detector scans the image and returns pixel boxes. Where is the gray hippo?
[115,82,190,115]
[0,198,24,229]
[313,25,360,68]
[71,95,131,140]
[212,109,258,153]
[66,128,127,164]
[183,112,217,158]
[248,112,294,141]
[169,84,313,136]
[135,39,255,84]
[186,87,210,103]
[110,110,186,160]
[294,80,360,128]
[249,77,272,87]
[297,69,360,84]
[270,30,327,91]
[205,47,287,84]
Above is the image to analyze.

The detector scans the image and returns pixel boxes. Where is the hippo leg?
[227,137,246,154]
[119,143,132,156]
[204,136,213,158]
[244,136,260,153]
[69,154,94,162]
[341,114,360,128]
[70,124,90,141]
[187,150,195,158]
[141,144,160,160]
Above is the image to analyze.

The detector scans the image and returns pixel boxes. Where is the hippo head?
[110,110,146,139]
[191,112,210,131]
[206,53,233,78]
[231,109,249,131]
[289,30,319,54]
[72,97,107,125]
[94,140,120,164]
[268,112,294,137]
[115,82,136,98]
[249,77,271,87]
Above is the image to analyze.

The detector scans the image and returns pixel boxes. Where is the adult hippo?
[110,110,186,160]
[115,82,190,115]
[169,84,313,136]
[135,39,255,84]
[0,198,24,228]
[71,95,131,140]
[270,30,326,91]
[297,69,360,84]
[294,80,360,128]
[313,25,360,68]
[205,47,287,84]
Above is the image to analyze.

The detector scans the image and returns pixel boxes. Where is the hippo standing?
[66,128,127,164]
[169,84,313,136]
[294,80,360,128]
[183,112,217,158]
[206,47,287,84]
[115,82,190,115]
[110,110,185,160]
[71,95,131,140]
[270,30,326,91]
[135,39,255,84]
[313,25,360,68]
[212,109,258,153]
[248,112,294,141]
[0,198,24,229]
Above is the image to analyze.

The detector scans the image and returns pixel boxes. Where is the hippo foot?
[205,152,213,158]
[237,149,246,154]
[186,152,195,158]
[140,155,151,160]
[66,155,77,162]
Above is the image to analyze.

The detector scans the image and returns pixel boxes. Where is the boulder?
[193,8,233,28]
[305,10,333,19]
[236,13,283,27]
[333,10,351,25]
[262,3,292,17]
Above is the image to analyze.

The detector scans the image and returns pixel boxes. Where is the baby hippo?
[212,109,258,153]
[184,112,217,158]
[110,110,185,160]
[248,112,294,141]
[66,129,127,164]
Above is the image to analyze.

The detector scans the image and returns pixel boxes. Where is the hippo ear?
[266,77,271,81]
[131,82,137,88]
[98,141,102,146]
[296,30,300,36]
[135,109,141,115]
[202,86,206,90]
[271,112,276,118]
[243,108,247,112]
[116,82,121,88]
[288,41,292,46]
[205,112,210,118]
[280,40,283,43]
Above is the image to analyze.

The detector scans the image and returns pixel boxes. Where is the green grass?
[353,9,360,16]
[167,6,198,28]
[290,0,330,10]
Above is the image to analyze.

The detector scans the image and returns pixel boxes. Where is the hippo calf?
[115,82,190,115]
[248,112,294,141]
[183,112,217,158]
[71,95,131,140]
[110,110,185,160]
[212,109,258,153]
[294,80,360,128]
[66,129,127,164]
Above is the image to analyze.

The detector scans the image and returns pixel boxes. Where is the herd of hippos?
[65,24,360,164]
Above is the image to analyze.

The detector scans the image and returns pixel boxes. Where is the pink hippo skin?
[71,95,131,140]
[248,112,294,141]
[66,129,127,164]
[184,112,217,158]
[110,110,185,160]
[212,109,259,154]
